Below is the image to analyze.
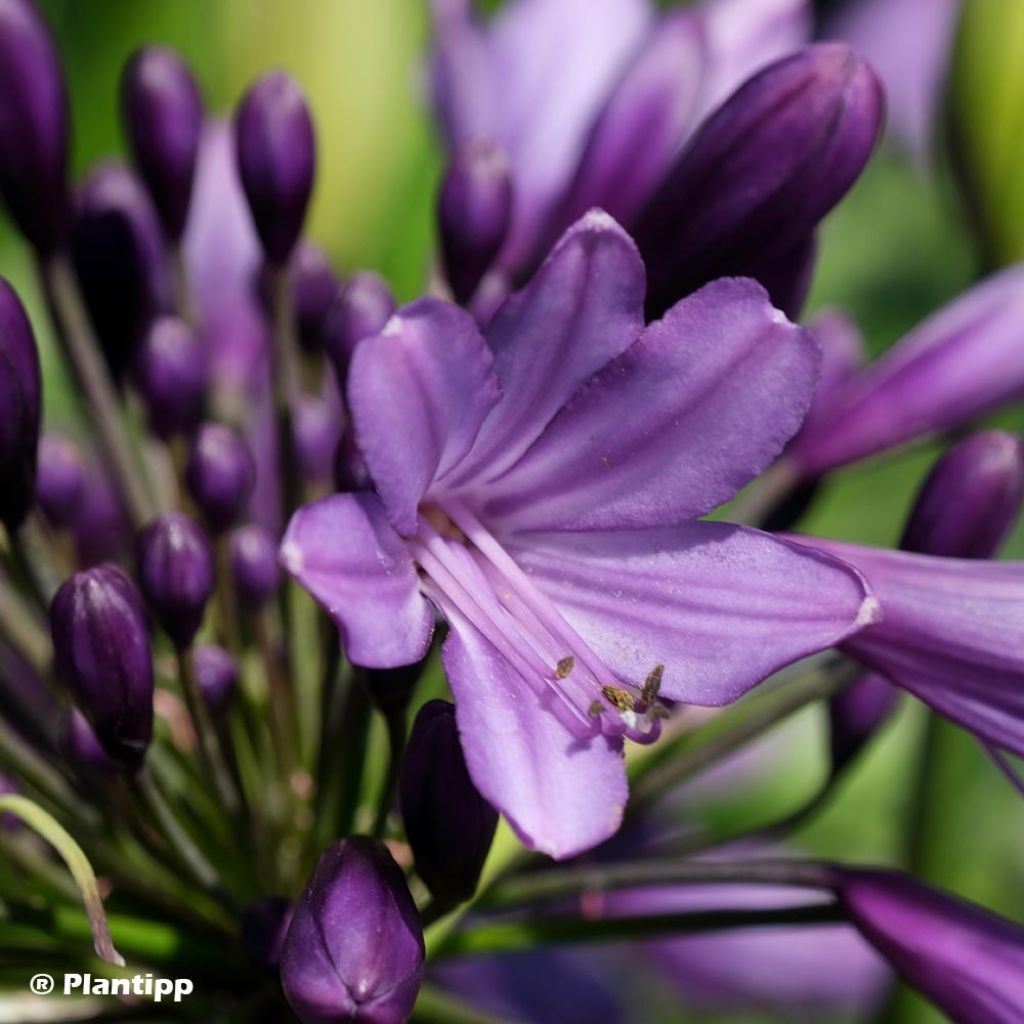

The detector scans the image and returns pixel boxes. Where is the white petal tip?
[580,208,619,232]
[382,314,404,336]
[279,540,304,574]
[856,595,883,627]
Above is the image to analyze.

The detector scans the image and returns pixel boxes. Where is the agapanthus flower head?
[71,162,172,379]
[438,139,512,305]
[283,212,877,856]
[836,868,1024,1023]
[135,512,214,648]
[185,422,256,534]
[280,837,425,1024]
[400,699,499,905]
[0,0,69,251]
[193,643,238,713]
[50,564,154,769]
[35,433,84,530]
[0,275,42,532]
[121,45,204,241]
[229,523,280,607]
[61,706,119,780]
[234,70,316,266]
[788,265,1024,476]
[322,271,396,385]
[132,316,207,441]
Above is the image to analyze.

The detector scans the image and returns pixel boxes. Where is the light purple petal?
[480,278,818,532]
[348,298,499,536]
[450,212,645,487]
[798,536,1024,757]
[431,0,652,274]
[280,493,433,668]
[551,11,705,233]
[789,265,1024,476]
[830,0,960,159]
[508,522,878,705]
[441,607,627,859]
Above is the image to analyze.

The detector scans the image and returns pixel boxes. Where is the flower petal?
[481,278,818,532]
[508,522,877,705]
[280,493,433,668]
[348,298,500,536]
[441,608,627,859]
[451,212,645,487]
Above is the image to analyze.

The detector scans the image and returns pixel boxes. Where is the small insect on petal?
[556,656,575,679]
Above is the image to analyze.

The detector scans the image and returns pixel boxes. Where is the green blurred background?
[1,2,1023,1022]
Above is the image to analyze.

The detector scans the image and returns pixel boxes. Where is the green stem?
[0,794,124,965]
[0,572,51,677]
[333,668,372,839]
[414,985,519,1024]
[372,705,407,839]
[435,902,845,958]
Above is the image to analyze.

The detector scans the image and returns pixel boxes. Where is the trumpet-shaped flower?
[282,214,876,857]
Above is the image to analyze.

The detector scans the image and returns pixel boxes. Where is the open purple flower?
[282,214,876,857]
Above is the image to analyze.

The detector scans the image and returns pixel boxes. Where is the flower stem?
[38,251,156,528]
[266,261,301,523]
[0,571,51,677]
[372,704,407,839]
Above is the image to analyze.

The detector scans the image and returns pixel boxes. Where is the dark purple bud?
[193,643,237,713]
[439,139,512,306]
[73,472,129,567]
[836,868,1024,1022]
[135,513,214,648]
[322,272,395,384]
[229,524,280,607]
[121,46,202,241]
[234,71,315,265]
[0,277,41,531]
[61,706,119,779]
[295,394,341,485]
[71,163,172,379]
[50,565,154,768]
[632,43,883,318]
[400,700,497,905]
[0,0,69,251]
[257,242,339,353]
[185,423,256,534]
[281,837,424,1024]
[132,316,206,440]
[241,896,293,973]
[35,433,84,529]
[829,673,898,775]
[901,430,1024,560]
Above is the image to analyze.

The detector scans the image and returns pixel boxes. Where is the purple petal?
[451,212,645,486]
[509,522,877,705]
[348,298,499,536]
[798,536,1024,757]
[552,12,705,232]
[480,278,818,532]
[441,608,627,858]
[789,265,1024,476]
[280,493,433,668]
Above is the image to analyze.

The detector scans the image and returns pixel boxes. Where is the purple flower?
[193,643,238,713]
[229,523,280,608]
[282,214,876,856]
[430,0,810,286]
[837,868,1024,1023]
[132,316,207,441]
[295,392,342,486]
[35,433,84,530]
[280,837,424,1024]
[185,422,256,535]
[787,265,1024,477]
[322,271,396,385]
[61,706,119,779]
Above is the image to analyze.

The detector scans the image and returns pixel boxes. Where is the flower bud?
[241,896,293,973]
[61,707,119,779]
[234,71,315,265]
[35,433,84,529]
[185,423,256,534]
[400,700,498,905]
[829,673,898,776]
[73,472,129,567]
[0,276,41,532]
[71,162,172,379]
[133,316,206,440]
[295,394,341,486]
[258,241,339,353]
[135,513,214,648]
[121,46,203,241]
[438,140,512,305]
[0,0,69,251]
[836,868,1024,1023]
[230,524,280,607]
[322,272,395,384]
[901,431,1024,560]
[50,565,154,768]
[193,643,237,713]
[281,837,424,1024]
[632,43,883,317]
